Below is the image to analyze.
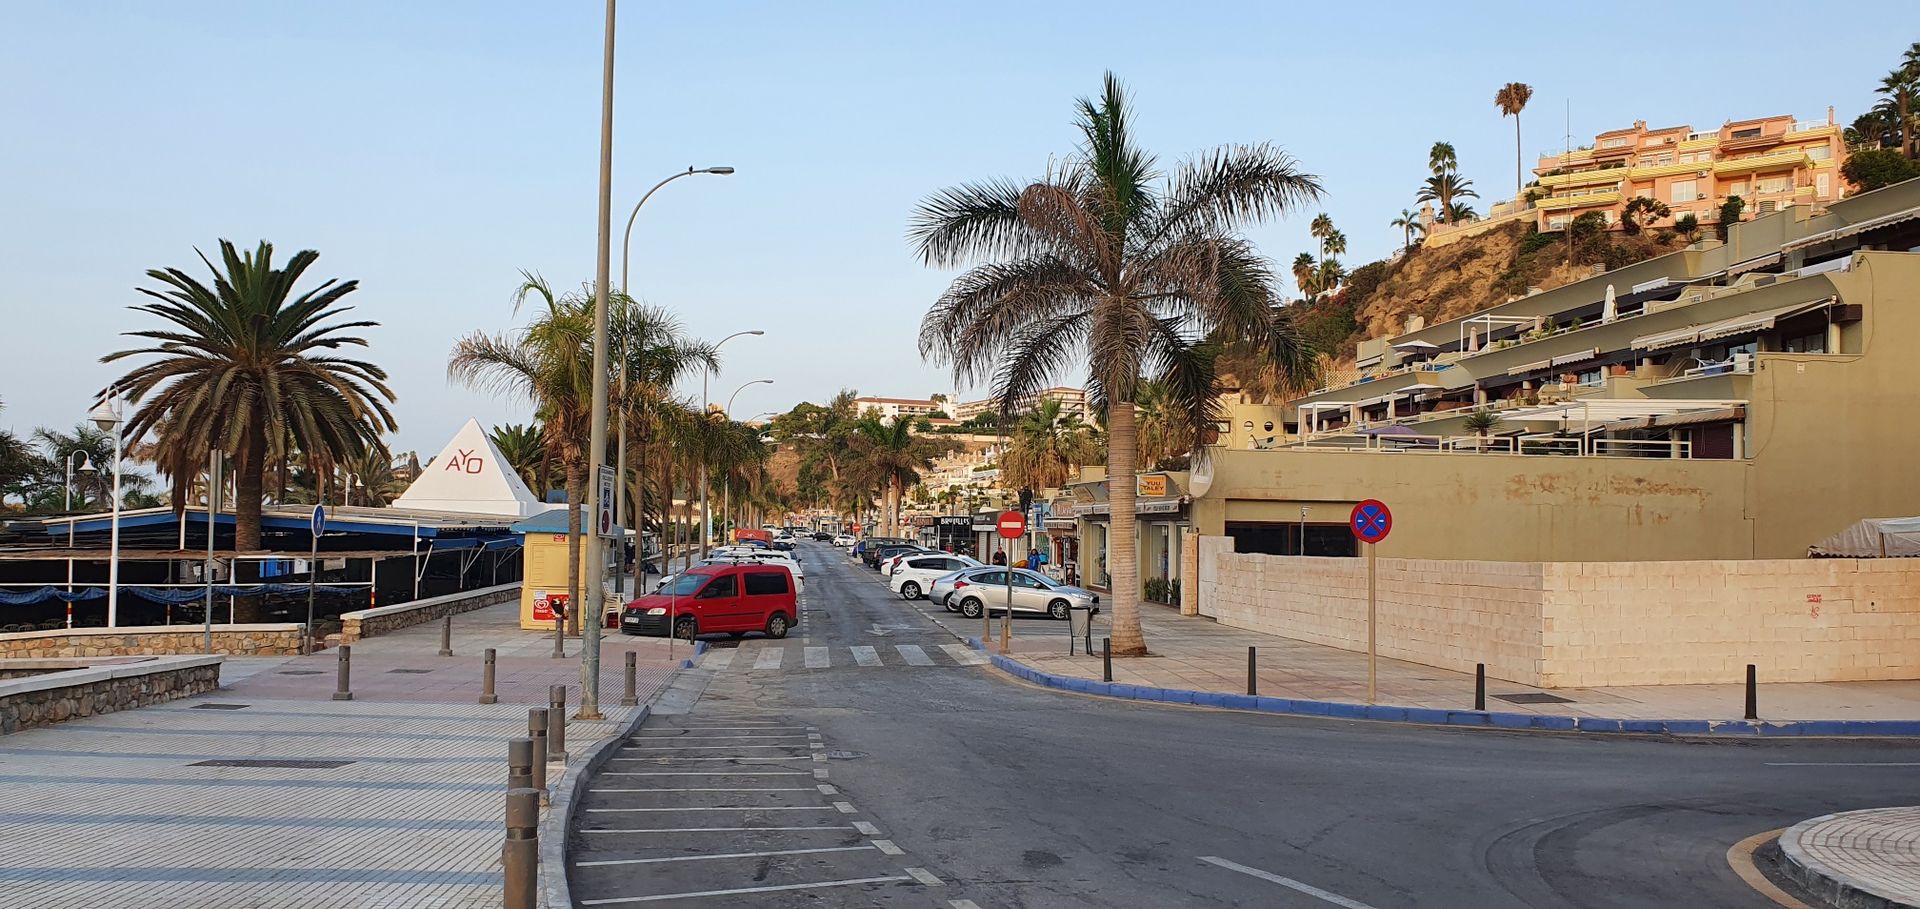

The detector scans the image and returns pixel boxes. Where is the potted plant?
[1462,407,1503,451]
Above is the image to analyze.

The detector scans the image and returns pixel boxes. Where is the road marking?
[852,821,881,835]
[807,732,822,741]
[579,826,857,834]
[833,801,857,814]
[850,646,882,667]
[805,646,830,668]
[576,845,874,867]
[809,742,825,750]
[753,649,785,670]
[1726,827,1815,909]
[702,651,736,670]
[611,756,813,763]
[940,644,988,666]
[896,644,934,666]
[1197,856,1379,909]
[905,867,944,886]
[813,768,830,780]
[813,753,827,762]
[586,806,839,813]
[871,839,904,856]
[630,734,809,740]
[591,787,812,793]
[623,744,810,751]
[817,784,839,795]
[649,725,805,731]
[578,875,915,905]
[1765,762,1920,767]
[950,901,983,909]
[600,771,811,777]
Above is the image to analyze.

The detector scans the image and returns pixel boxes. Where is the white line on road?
[939,644,988,666]
[896,644,934,666]
[579,875,915,905]
[833,801,857,814]
[852,821,881,836]
[629,734,809,740]
[804,646,830,668]
[950,901,983,909]
[576,845,874,867]
[871,839,904,856]
[702,651,736,670]
[850,645,882,667]
[644,725,804,731]
[609,757,813,763]
[817,784,839,795]
[813,768,830,780]
[579,826,856,834]
[1197,856,1379,909]
[753,649,785,670]
[622,744,810,751]
[905,867,945,886]
[1765,762,1920,766]
[585,806,838,813]
[600,771,812,777]
[588,788,812,793]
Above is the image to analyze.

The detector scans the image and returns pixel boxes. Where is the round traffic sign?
[1350,499,1392,544]
[996,510,1026,539]
[310,504,327,537]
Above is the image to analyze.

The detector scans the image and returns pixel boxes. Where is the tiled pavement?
[1780,806,1920,907]
[0,601,682,909]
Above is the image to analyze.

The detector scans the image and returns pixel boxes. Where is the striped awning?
[1550,348,1599,367]
[1697,299,1832,341]
[1632,325,1703,351]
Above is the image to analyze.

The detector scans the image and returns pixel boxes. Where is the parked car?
[866,543,929,571]
[660,550,804,591]
[812,531,834,542]
[621,562,798,641]
[946,567,1100,620]
[881,547,942,576]
[890,554,983,599]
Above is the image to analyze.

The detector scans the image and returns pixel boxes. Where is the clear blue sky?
[2,1,1909,455]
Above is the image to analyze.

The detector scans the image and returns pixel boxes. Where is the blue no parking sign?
[1350,499,1391,544]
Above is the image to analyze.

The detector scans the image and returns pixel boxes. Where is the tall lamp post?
[700,331,764,559]
[615,164,733,601]
[579,0,618,722]
[344,472,362,507]
[64,450,95,595]
[89,392,124,628]
[718,380,772,544]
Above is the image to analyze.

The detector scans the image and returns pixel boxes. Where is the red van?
[620,562,797,641]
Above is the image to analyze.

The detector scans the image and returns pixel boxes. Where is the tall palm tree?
[1001,398,1103,491]
[1389,209,1421,249]
[613,296,717,552]
[912,73,1320,656]
[1291,252,1318,299]
[845,415,953,537]
[1417,172,1478,223]
[1321,229,1347,260]
[1131,380,1192,471]
[1495,82,1533,197]
[1879,46,1920,159]
[1309,212,1333,249]
[105,240,395,617]
[1424,141,1467,222]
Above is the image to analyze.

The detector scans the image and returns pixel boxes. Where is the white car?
[889,554,983,600]
[698,548,805,589]
[832,533,855,547]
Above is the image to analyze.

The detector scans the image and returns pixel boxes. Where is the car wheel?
[1048,599,1070,620]
[673,617,698,641]
[900,581,921,600]
[959,598,983,619]
[766,613,791,639]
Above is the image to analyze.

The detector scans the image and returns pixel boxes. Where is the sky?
[2,1,1910,456]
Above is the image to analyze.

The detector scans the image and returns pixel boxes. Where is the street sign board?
[310,504,326,537]
[1350,499,1392,544]
[997,510,1026,539]
[596,464,617,538]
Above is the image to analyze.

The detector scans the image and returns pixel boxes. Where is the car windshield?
[662,573,712,597]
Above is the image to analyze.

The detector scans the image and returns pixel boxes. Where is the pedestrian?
[1030,548,1049,573]
[992,550,1006,566]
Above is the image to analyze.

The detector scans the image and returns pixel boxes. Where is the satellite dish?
[1188,457,1214,498]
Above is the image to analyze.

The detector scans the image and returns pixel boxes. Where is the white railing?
[1282,431,1698,459]
[1680,354,1755,379]
[1792,119,1830,133]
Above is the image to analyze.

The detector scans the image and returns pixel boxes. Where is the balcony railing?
[1290,432,1695,459]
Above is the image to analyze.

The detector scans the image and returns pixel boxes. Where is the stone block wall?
[338,583,518,642]
[0,625,305,658]
[0,657,221,734]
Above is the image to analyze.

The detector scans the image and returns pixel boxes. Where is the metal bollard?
[1745,663,1758,720]
[331,644,353,701]
[502,787,540,909]
[438,614,454,657]
[480,648,498,705]
[620,651,639,707]
[526,709,549,793]
[1246,646,1257,696]
[1102,637,1112,683]
[507,737,534,790]
[547,685,569,762]
[1475,663,1486,711]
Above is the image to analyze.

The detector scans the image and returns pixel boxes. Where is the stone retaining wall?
[0,656,222,734]
[338,583,519,643]
[0,624,305,658]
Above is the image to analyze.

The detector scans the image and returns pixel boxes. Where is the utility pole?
[578,0,616,721]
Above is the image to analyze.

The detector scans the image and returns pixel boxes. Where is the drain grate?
[278,670,324,676]
[191,703,251,710]
[386,669,435,674]
[190,758,355,769]
[1494,692,1575,705]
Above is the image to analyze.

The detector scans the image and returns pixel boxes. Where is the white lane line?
[576,845,874,867]
[807,732,822,741]
[753,648,785,670]
[579,826,857,834]
[813,768,830,780]
[644,725,805,731]
[1765,762,1920,766]
[817,784,839,795]
[905,867,945,886]
[805,646,830,668]
[702,651,736,670]
[872,839,904,856]
[852,821,881,836]
[850,646,882,667]
[622,744,810,751]
[589,788,812,793]
[896,644,934,666]
[586,806,838,813]
[833,801,857,814]
[939,644,988,666]
[950,901,983,909]
[1197,856,1379,909]
[579,875,914,905]
[609,757,813,763]
[809,742,825,750]
[630,734,809,740]
[813,753,827,762]
[601,771,812,777]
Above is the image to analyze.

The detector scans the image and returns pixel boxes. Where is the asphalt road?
[569,542,1920,908]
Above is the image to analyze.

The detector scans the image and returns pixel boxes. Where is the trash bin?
[1068,605,1093,656]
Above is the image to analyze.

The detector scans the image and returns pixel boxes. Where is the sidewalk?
[0,600,683,909]
[1781,807,1920,908]
[997,603,1920,724]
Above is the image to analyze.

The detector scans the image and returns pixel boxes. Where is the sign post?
[307,505,326,654]
[997,510,1026,654]
[1349,499,1393,704]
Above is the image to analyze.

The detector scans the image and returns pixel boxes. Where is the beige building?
[852,396,947,423]
[951,387,1089,421]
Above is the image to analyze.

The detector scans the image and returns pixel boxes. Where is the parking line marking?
[905,867,944,886]
[586,806,838,813]
[833,801,857,814]
[576,845,874,867]
[809,742,825,750]
[872,839,904,856]
[578,875,914,905]
[807,732,822,741]
[601,771,812,777]
[610,757,813,763]
[1765,762,1920,767]
[849,646,882,667]
[896,644,934,666]
[702,651,737,670]
[817,784,839,795]
[753,649,784,670]
[950,901,983,909]
[645,726,805,731]
[939,644,988,666]
[813,753,827,762]
[813,769,830,780]
[623,744,810,751]
[630,734,809,740]
[852,821,881,836]
[1197,856,1378,909]
[805,646,830,668]
[579,826,857,834]
[589,788,812,793]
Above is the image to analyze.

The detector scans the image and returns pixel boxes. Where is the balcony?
[1713,151,1810,176]
[1719,129,1787,153]
[1535,190,1621,211]
[1538,166,1627,188]
[1628,161,1712,181]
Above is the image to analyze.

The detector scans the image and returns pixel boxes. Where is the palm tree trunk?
[565,461,585,637]
[232,423,267,623]
[1514,113,1523,198]
[1106,400,1146,656]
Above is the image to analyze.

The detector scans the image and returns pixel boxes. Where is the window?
[1758,176,1791,194]
[1728,181,1747,197]
[1806,145,1831,161]
[744,572,788,596]
[908,558,943,570]
[1013,572,1049,589]
[1577,368,1604,387]
[1602,136,1631,148]
[697,574,737,599]
[1732,127,1762,139]
[1817,173,1831,197]
[973,570,1007,586]
[1785,332,1826,353]
[1669,179,1696,204]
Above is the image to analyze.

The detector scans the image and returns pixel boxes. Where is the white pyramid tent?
[394,418,553,517]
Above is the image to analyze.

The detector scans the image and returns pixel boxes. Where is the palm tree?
[1131,380,1193,471]
[1001,398,1103,490]
[1429,141,1458,178]
[1315,258,1346,295]
[612,296,717,553]
[1291,252,1318,299]
[104,240,395,617]
[490,423,547,494]
[845,416,953,537]
[1495,82,1534,197]
[1878,44,1920,159]
[1309,213,1333,250]
[1445,201,1478,224]
[912,73,1321,656]
[1390,209,1421,250]
[1321,229,1347,260]
[1418,173,1479,224]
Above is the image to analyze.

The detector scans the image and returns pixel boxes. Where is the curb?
[682,639,708,669]
[970,640,1920,738]
[538,703,653,909]
[1780,810,1920,909]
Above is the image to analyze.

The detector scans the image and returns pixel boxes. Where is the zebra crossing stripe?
[939,644,989,666]
[895,644,933,666]
[849,646,882,667]
[703,650,736,670]
[804,646,829,668]
[753,648,784,670]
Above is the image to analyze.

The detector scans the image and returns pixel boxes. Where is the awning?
[1506,359,1553,376]
[1392,339,1439,350]
[1632,325,1703,351]
[1810,516,1920,558]
[1550,348,1599,367]
[1648,406,1744,428]
[1782,203,1920,253]
[1726,252,1782,277]
[1696,299,1832,342]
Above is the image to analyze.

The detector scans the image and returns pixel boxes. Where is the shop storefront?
[1043,496,1079,585]
[934,515,971,552]
[1071,472,1190,599]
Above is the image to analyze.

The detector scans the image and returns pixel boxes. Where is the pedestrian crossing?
[701,642,989,672]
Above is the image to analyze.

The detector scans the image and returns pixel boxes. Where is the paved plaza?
[0,601,681,909]
[1782,806,1920,908]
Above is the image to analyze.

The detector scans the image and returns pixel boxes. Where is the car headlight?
[646,607,667,616]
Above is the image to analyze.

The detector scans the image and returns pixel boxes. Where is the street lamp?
[89,392,124,628]
[719,380,772,544]
[344,472,362,507]
[64,451,95,599]
[700,331,764,558]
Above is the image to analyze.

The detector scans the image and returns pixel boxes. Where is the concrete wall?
[338,583,519,643]
[1195,535,1234,618]
[0,624,304,658]
[0,656,222,734]
[1206,551,1920,687]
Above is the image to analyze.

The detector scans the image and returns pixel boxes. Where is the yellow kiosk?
[509,508,624,630]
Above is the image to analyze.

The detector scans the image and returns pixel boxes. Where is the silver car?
[943,567,1100,620]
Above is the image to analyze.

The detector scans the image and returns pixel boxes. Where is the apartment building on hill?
[951,387,1090,421]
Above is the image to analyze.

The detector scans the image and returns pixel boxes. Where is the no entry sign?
[996,510,1026,539]
[1350,499,1392,544]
